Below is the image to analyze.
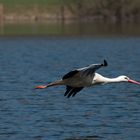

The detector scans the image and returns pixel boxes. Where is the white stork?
[35,60,140,98]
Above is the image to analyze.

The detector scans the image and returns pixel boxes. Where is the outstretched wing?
[62,60,108,80]
[64,86,84,98]
[79,59,108,76]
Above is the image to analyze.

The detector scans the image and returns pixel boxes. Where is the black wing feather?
[102,60,108,66]
[81,59,108,76]
[72,87,84,97]
[64,86,73,96]
[67,89,75,98]
[62,70,79,80]
[64,86,84,98]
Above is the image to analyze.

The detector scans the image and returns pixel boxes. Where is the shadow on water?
[0,21,140,36]
[65,135,103,140]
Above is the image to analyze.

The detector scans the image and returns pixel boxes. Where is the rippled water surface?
[0,37,140,140]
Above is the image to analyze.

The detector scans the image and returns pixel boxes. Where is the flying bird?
[35,60,140,98]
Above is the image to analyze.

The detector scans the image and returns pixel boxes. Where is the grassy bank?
[0,0,140,23]
[0,0,60,5]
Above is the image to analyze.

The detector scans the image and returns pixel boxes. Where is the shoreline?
[0,4,140,24]
[0,21,140,37]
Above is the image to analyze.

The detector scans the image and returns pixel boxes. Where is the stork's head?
[118,75,140,85]
[117,75,130,82]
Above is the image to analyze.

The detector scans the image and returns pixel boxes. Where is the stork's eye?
[124,77,128,80]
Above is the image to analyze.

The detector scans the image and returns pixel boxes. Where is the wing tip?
[102,59,108,66]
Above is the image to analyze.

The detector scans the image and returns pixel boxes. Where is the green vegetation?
[61,0,140,22]
[0,0,140,36]
[0,0,140,23]
[0,0,61,5]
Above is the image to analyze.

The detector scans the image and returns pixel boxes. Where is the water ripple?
[0,37,140,140]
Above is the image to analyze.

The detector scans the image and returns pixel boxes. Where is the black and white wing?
[78,59,108,76]
[64,86,84,98]
[62,70,79,80]
[63,60,108,80]
[62,60,108,98]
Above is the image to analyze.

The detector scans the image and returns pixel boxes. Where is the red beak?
[128,79,140,86]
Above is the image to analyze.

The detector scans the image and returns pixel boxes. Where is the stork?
[35,60,140,98]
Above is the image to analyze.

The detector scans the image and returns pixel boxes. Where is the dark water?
[0,37,140,140]
[0,22,140,36]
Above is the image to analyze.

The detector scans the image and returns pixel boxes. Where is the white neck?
[93,73,123,84]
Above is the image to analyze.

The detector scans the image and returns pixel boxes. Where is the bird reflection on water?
[65,135,103,140]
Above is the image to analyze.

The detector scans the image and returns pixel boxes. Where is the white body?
[63,73,128,87]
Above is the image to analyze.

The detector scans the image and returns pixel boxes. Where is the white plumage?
[35,60,140,98]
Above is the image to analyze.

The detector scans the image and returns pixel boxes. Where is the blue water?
[0,37,140,140]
